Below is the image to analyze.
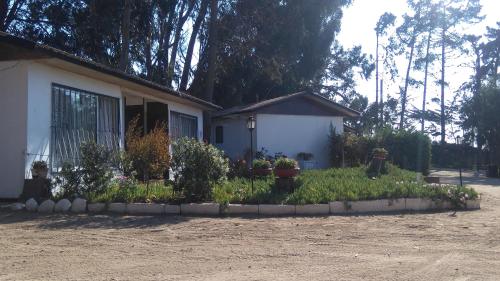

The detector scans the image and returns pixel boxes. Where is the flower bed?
[213,165,478,206]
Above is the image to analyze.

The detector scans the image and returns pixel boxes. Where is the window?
[170,111,198,140]
[215,126,223,143]
[50,84,120,171]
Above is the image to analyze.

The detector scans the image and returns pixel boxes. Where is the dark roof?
[214,91,360,118]
[0,32,221,110]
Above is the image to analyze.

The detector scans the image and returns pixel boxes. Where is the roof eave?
[0,32,221,111]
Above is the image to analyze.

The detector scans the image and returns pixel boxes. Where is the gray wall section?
[0,61,28,198]
[212,115,255,162]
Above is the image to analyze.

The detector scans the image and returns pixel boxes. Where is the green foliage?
[274,158,297,169]
[54,141,113,199]
[80,141,114,194]
[213,165,478,205]
[54,162,82,199]
[87,179,178,203]
[431,142,479,169]
[126,116,170,187]
[329,128,431,175]
[372,147,388,155]
[31,160,48,170]
[228,159,249,179]
[383,130,431,175]
[461,85,500,165]
[171,137,229,201]
[253,159,271,170]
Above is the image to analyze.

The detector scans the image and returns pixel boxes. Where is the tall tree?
[396,7,423,130]
[179,0,209,91]
[166,0,195,87]
[438,0,482,143]
[119,0,132,71]
[374,12,396,125]
[482,22,500,85]
[203,0,218,102]
[413,1,438,132]
[0,0,26,32]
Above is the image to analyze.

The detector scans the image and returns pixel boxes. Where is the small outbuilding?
[211,91,360,169]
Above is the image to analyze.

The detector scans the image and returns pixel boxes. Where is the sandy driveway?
[1,170,500,281]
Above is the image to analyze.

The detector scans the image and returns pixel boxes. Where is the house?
[211,91,359,169]
[0,32,220,199]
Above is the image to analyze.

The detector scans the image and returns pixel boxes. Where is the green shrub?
[31,160,48,171]
[126,116,170,191]
[274,158,297,169]
[80,141,114,194]
[171,137,229,201]
[328,127,431,174]
[228,158,249,178]
[253,159,271,169]
[54,141,113,198]
[383,130,431,175]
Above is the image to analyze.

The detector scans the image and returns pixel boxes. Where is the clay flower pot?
[274,168,300,178]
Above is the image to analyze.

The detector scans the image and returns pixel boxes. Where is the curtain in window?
[170,111,198,140]
[98,96,120,152]
[51,84,119,171]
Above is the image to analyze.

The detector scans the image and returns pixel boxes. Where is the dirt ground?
[1,170,500,281]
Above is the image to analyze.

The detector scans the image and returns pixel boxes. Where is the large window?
[50,84,120,171]
[170,111,198,140]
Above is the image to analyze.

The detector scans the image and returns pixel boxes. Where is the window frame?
[169,110,198,141]
[50,83,120,172]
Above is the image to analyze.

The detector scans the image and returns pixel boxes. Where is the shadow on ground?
[0,211,195,229]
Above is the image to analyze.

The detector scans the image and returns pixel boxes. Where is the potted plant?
[273,158,299,178]
[252,159,272,176]
[372,148,388,160]
[31,160,48,179]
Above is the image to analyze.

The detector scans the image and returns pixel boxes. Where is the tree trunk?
[375,32,379,124]
[159,5,176,83]
[421,31,432,132]
[380,79,384,125]
[399,37,415,131]
[166,0,195,87]
[203,0,218,142]
[89,0,105,64]
[119,0,132,72]
[440,4,446,144]
[0,0,7,31]
[0,0,23,32]
[204,0,218,102]
[145,1,153,79]
[179,0,209,91]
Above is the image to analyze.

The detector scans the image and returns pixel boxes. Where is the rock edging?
[10,197,481,217]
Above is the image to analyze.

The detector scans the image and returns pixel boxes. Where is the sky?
[337,0,500,136]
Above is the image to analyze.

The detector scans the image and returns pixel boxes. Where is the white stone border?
[11,198,480,217]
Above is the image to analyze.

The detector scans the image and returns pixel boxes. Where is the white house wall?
[256,114,343,168]
[26,62,123,176]
[0,61,28,198]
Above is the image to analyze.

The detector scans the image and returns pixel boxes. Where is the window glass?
[51,84,120,171]
[215,126,223,143]
[170,111,198,140]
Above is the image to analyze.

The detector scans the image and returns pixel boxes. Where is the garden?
[23,120,478,213]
